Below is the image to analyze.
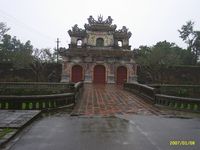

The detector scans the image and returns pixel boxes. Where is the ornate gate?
[93,65,106,84]
[72,65,83,83]
[117,66,127,85]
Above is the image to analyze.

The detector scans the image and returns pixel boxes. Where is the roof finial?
[98,14,103,23]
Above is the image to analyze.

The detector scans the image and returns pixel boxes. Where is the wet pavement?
[3,84,200,150]
[72,84,162,116]
[0,110,41,128]
[6,113,200,150]
[117,114,200,150]
[0,110,41,148]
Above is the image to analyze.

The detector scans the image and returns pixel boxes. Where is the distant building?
[59,15,137,84]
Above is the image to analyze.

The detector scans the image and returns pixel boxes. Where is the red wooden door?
[93,65,106,84]
[72,65,83,83]
[117,66,127,85]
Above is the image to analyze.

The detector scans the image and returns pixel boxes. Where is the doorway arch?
[93,65,106,84]
[117,66,127,85]
[71,65,83,83]
[96,38,104,47]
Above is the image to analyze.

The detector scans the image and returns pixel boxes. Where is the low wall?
[137,65,200,84]
[124,82,200,112]
[155,94,200,112]
[124,82,157,102]
[0,63,62,82]
[150,84,200,98]
[0,82,84,110]
[0,82,74,90]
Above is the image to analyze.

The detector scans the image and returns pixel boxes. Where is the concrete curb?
[0,104,75,149]
[0,110,42,149]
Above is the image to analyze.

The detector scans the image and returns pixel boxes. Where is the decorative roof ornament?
[85,15,116,31]
[87,15,113,25]
[67,15,131,39]
[114,26,132,39]
[98,15,103,23]
[68,24,86,37]
[105,16,113,25]
[88,16,95,25]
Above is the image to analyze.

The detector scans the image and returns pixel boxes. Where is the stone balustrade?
[124,82,200,112]
[0,82,84,110]
[155,94,200,112]
[0,82,74,90]
[124,82,157,102]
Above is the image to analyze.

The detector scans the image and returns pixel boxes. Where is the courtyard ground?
[0,110,41,148]
[2,84,200,150]
[72,84,161,116]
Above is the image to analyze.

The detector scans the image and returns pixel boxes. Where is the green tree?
[178,21,200,64]
[135,41,189,83]
[0,23,10,62]
[0,22,10,38]
[40,48,57,63]
[30,48,46,81]
[0,22,34,68]
[30,48,57,81]
[0,34,33,68]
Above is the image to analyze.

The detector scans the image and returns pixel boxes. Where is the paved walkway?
[4,84,200,150]
[7,114,200,150]
[0,110,41,148]
[0,110,41,128]
[72,84,162,116]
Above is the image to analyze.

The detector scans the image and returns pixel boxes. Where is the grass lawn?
[0,128,13,139]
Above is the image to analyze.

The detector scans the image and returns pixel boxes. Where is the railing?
[124,82,200,112]
[0,82,74,91]
[0,81,84,110]
[0,93,74,110]
[155,94,200,112]
[74,81,84,103]
[124,82,157,102]
[149,84,200,98]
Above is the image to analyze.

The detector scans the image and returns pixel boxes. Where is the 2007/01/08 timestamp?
[169,140,196,146]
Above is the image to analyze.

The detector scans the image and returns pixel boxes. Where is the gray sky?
[0,0,200,50]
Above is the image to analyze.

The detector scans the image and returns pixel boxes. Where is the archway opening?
[117,66,127,85]
[77,39,82,48]
[93,65,106,84]
[118,40,123,47]
[96,38,104,47]
[72,65,83,83]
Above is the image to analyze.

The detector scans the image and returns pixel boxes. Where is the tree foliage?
[135,41,191,66]
[30,48,59,81]
[0,22,10,38]
[0,22,61,81]
[0,22,59,70]
[135,41,193,83]
[0,34,33,68]
[178,21,200,64]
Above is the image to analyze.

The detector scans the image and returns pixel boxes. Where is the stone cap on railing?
[135,83,155,90]
[0,82,74,86]
[156,94,200,103]
[0,82,75,91]
[0,81,84,110]
[124,82,157,102]
[0,93,74,100]
[124,82,200,112]
[149,84,200,88]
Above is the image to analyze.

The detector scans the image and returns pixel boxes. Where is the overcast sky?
[0,0,200,50]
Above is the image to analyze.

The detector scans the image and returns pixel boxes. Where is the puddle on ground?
[41,108,73,117]
[163,115,192,119]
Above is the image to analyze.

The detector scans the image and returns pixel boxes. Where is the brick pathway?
[72,84,162,116]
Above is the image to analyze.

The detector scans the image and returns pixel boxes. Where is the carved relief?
[107,64,113,75]
[87,15,113,25]
[60,15,136,83]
